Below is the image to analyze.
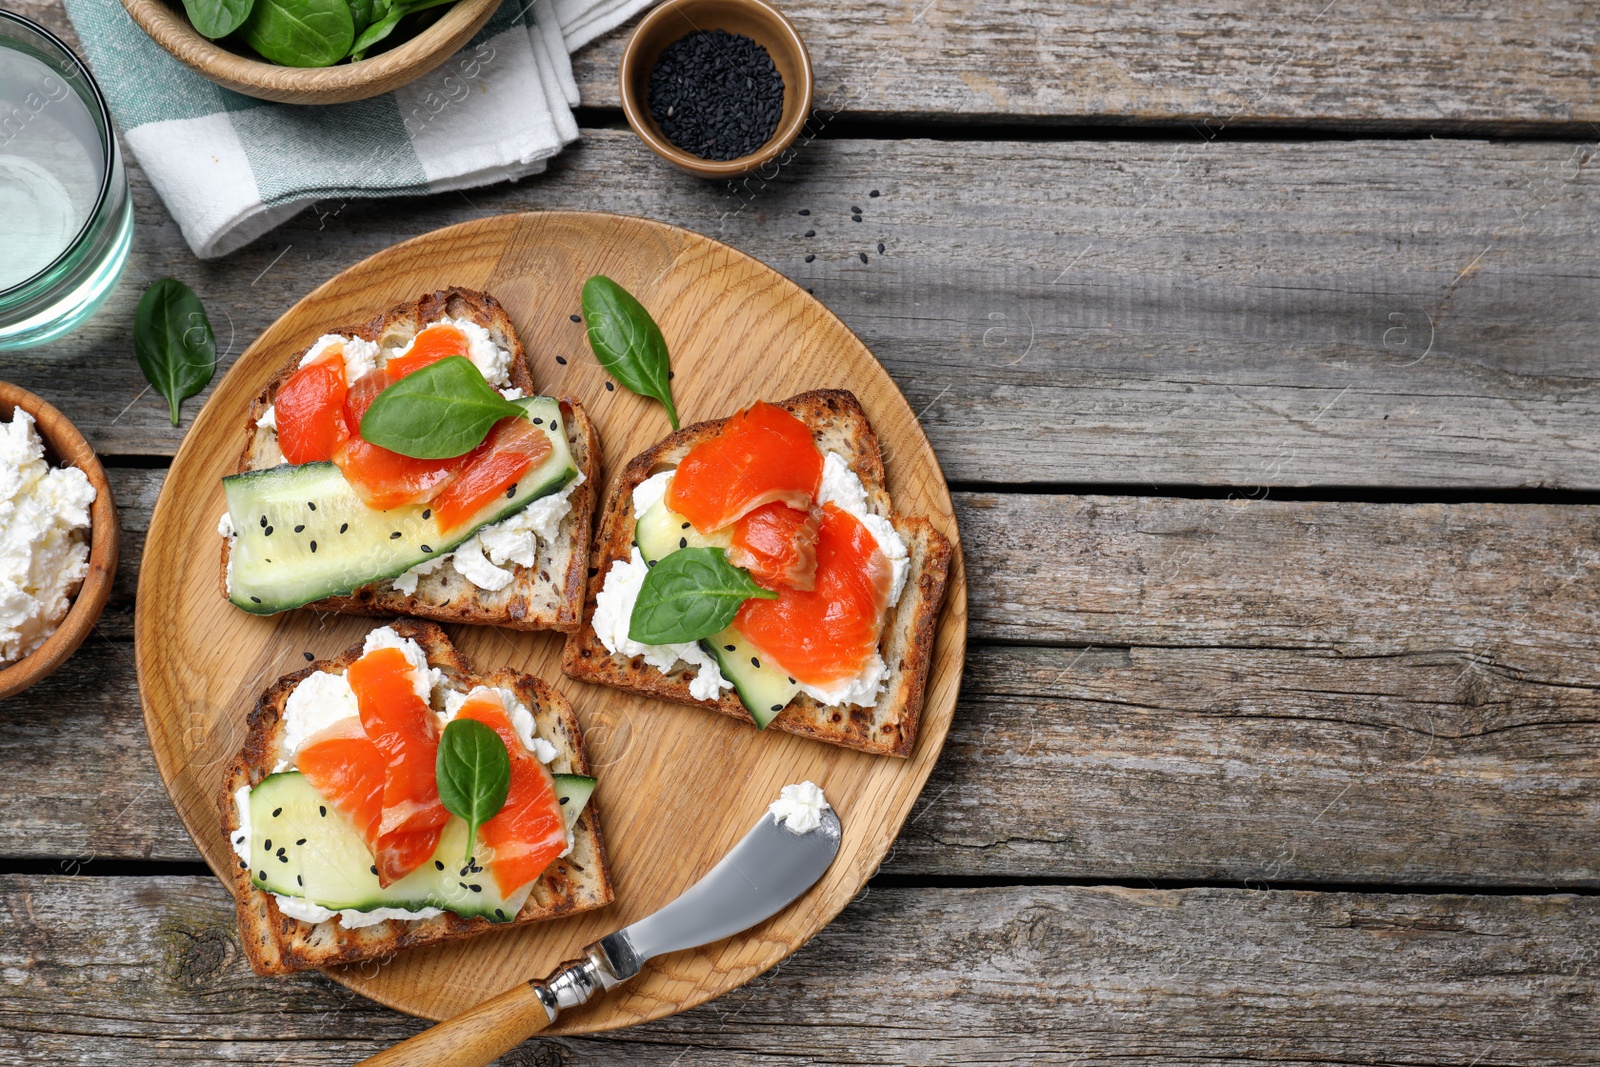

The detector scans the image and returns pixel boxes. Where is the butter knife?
[356,797,843,1067]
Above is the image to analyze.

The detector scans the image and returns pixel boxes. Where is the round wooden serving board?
[135,212,966,1028]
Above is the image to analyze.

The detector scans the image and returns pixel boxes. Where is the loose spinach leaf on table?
[582,275,680,431]
[435,718,512,865]
[181,0,255,39]
[359,355,528,459]
[629,548,778,645]
[241,0,355,67]
[133,279,216,427]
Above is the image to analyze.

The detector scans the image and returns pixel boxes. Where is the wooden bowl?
[0,383,119,700]
[619,0,813,178]
[119,0,503,105]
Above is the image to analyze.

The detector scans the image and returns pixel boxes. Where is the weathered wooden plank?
[570,1,1600,132]
[11,132,1600,487]
[20,0,1599,131]
[3,875,1597,1065]
[20,484,1600,885]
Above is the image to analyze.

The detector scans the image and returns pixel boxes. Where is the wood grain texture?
[134,213,966,1022]
[17,485,1600,886]
[571,1,1600,133]
[11,133,1600,487]
[5,874,1598,1065]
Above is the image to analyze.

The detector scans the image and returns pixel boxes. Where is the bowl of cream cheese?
[0,382,118,699]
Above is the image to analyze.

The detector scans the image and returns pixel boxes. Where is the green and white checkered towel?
[61,0,652,258]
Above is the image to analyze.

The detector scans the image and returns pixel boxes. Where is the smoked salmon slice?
[734,503,892,686]
[294,717,385,847]
[432,415,553,534]
[346,647,449,885]
[454,692,567,898]
[383,323,469,379]
[274,350,350,465]
[332,366,466,510]
[667,401,823,533]
[728,502,821,591]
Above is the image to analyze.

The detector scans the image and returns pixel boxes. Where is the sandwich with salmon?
[220,619,612,975]
[217,287,599,632]
[561,390,952,757]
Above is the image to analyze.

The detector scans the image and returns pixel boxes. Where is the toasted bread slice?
[561,390,952,758]
[219,619,613,976]
[221,287,599,632]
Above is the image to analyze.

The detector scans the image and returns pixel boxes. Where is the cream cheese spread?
[769,781,830,833]
[0,409,96,666]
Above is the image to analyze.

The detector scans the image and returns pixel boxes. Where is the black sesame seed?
[771,704,783,712]
[805,254,815,263]
[319,805,326,817]
[570,313,582,322]
[422,508,431,519]
[495,908,506,919]
[264,839,272,849]
[559,796,570,805]
[681,521,691,529]
[799,208,810,216]
[870,189,880,197]
[297,875,303,886]
[725,644,736,651]
[240,860,248,869]
[435,860,444,870]
[390,531,401,539]
[294,524,304,533]
[460,865,471,877]
[307,502,316,511]
[679,536,688,549]
[371,865,378,875]
[860,252,869,264]
[264,526,273,536]
[804,229,815,237]
[647,558,657,567]
[507,484,517,498]
[259,515,267,527]
[550,420,559,430]
[310,541,317,553]
[458,881,469,889]
[852,215,862,223]
[421,544,432,553]
[470,884,482,893]
[303,651,314,661]
[751,656,761,668]
[272,808,282,817]
[605,381,615,391]
[531,418,543,426]
[235,834,245,844]
[296,838,306,845]
[340,522,348,533]
[257,871,266,881]
[852,205,862,213]
[278,853,288,863]
[878,242,886,253]
[788,676,796,684]
[556,355,568,365]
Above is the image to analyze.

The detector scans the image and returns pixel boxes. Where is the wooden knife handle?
[354,982,551,1067]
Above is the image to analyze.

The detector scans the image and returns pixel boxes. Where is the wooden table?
[5,2,1599,1062]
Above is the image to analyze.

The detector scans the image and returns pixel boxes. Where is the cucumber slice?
[553,773,597,829]
[634,495,729,562]
[247,771,438,912]
[701,628,801,727]
[633,493,798,726]
[225,397,577,614]
[245,766,602,922]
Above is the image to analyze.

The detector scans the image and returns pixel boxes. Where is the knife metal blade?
[531,804,843,1021]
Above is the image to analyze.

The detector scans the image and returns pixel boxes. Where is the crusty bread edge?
[217,287,597,632]
[217,618,613,977]
[560,389,953,758]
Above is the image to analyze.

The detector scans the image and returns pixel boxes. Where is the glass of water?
[0,12,132,351]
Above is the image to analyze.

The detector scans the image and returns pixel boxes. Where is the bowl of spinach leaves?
[120,0,501,103]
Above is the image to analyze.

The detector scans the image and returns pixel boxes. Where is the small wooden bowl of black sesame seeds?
[619,0,813,178]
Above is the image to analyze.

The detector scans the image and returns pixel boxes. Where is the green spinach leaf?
[241,0,354,67]
[629,548,778,645]
[346,0,374,36]
[134,279,216,427]
[359,355,527,459]
[435,718,512,865]
[581,275,680,431]
[182,0,255,39]
[348,0,453,57]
